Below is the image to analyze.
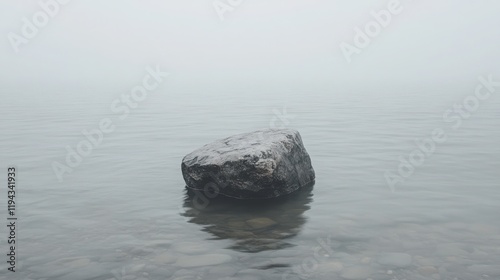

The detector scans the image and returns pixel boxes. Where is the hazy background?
[1,0,500,99]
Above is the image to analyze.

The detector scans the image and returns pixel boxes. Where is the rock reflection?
[181,183,314,253]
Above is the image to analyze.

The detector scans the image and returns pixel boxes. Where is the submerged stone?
[181,129,315,199]
[246,217,277,229]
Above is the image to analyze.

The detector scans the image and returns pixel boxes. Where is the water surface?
[1,87,499,280]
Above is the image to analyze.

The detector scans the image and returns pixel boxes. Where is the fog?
[2,0,500,100]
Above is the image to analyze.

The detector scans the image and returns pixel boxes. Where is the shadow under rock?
[180,182,314,253]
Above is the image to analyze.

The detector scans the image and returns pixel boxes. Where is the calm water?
[1,86,499,280]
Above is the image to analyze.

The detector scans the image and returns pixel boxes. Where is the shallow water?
[1,87,499,280]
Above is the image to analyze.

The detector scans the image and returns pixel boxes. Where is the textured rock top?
[181,129,315,199]
[182,129,301,165]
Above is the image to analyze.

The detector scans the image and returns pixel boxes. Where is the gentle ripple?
[0,88,499,280]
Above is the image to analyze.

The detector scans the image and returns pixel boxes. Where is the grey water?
[1,86,499,280]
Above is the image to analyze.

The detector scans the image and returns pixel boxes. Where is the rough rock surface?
[181,129,315,199]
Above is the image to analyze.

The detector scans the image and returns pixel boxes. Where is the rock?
[175,254,232,267]
[227,220,248,230]
[227,230,255,238]
[246,217,277,229]
[181,129,315,199]
[377,253,412,268]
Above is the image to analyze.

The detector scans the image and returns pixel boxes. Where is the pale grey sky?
[1,1,500,95]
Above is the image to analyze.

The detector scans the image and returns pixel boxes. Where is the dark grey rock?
[181,129,315,199]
